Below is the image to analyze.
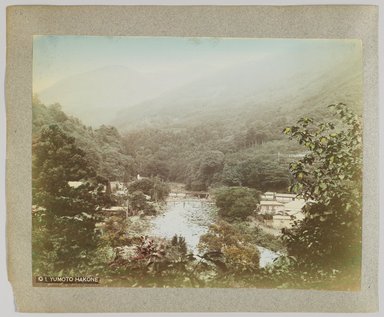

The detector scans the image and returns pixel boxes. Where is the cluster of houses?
[109,181,128,196]
[258,192,308,229]
[66,179,309,230]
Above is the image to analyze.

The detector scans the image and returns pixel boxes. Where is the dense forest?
[32,93,362,289]
[32,95,330,193]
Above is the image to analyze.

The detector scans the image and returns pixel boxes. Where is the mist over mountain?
[38,64,220,126]
[113,52,362,131]
[38,49,362,129]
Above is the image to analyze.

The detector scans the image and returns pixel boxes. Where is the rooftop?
[260,200,284,206]
[262,192,297,197]
[273,214,292,220]
[68,181,83,188]
[284,199,306,211]
[275,193,296,198]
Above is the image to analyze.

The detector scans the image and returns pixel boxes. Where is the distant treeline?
[32,96,330,192]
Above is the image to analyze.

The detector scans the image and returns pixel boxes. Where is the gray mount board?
[6,5,378,312]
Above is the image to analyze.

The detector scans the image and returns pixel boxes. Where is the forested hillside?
[33,96,134,182]
[32,97,303,193]
[34,38,362,195]
[33,70,362,195]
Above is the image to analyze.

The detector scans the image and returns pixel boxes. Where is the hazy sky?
[33,36,361,93]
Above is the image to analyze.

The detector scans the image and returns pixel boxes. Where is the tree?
[281,103,362,287]
[129,190,147,211]
[221,163,243,186]
[128,177,170,201]
[184,150,225,191]
[199,220,260,274]
[32,125,108,274]
[143,158,170,180]
[246,127,257,147]
[222,158,290,192]
[198,150,225,185]
[215,186,260,220]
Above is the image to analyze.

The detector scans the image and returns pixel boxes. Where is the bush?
[128,177,170,201]
[199,220,260,274]
[281,103,362,288]
[215,186,260,220]
[129,190,147,210]
[190,180,207,191]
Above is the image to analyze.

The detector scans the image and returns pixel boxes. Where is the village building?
[68,180,109,193]
[261,191,296,203]
[67,181,84,188]
[110,181,126,192]
[271,214,293,229]
[259,200,285,214]
[284,199,306,221]
[275,193,297,203]
[261,192,275,200]
[258,193,308,230]
[102,206,126,212]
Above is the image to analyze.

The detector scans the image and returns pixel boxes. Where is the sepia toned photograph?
[31,36,363,290]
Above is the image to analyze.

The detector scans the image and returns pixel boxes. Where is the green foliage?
[198,150,225,180]
[33,99,135,182]
[215,186,260,220]
[128,190,157,216]
[221,157,290,191]
[171,235,188,255]
[143,158,170,180]
[121,114,301,192]
[32,125,109,274]
[128,178,155,195]
[129,190,147,210]
[260,254,360,290]
[128,177,170,201]
[31,96,363,289]
[232,222,285,253]
[187,179,207,191]
[281,103,362,286]
[107,235,201,287]
[99,216,131,247]
[184,150,225,191]
[199,220,260,274]
[245,127,268,146]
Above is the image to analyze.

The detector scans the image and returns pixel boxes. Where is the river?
[150,197,279,268]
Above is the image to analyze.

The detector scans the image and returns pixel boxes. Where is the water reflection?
[257,246,280,268]
[150,199,214,252]
[149,197,279,268]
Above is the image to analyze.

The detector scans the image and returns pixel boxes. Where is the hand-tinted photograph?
[32,36,363,289]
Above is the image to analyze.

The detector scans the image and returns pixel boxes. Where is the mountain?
[38,66,149,126]
[37,64,221,126]
[38,50,362,130]
[112,53,362,131]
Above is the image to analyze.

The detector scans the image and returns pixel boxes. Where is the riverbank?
[227,219,286,254]
[249,218,282,237]
[100,183,285,275]
[97,188,287,287]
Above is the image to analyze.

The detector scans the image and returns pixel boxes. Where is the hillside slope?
[113,54,362,131]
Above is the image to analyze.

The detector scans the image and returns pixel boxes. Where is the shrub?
[128,177,170,201]
[199,220,260,274]
[215,186,260,220]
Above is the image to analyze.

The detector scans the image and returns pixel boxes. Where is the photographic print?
[32,36,363,290]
